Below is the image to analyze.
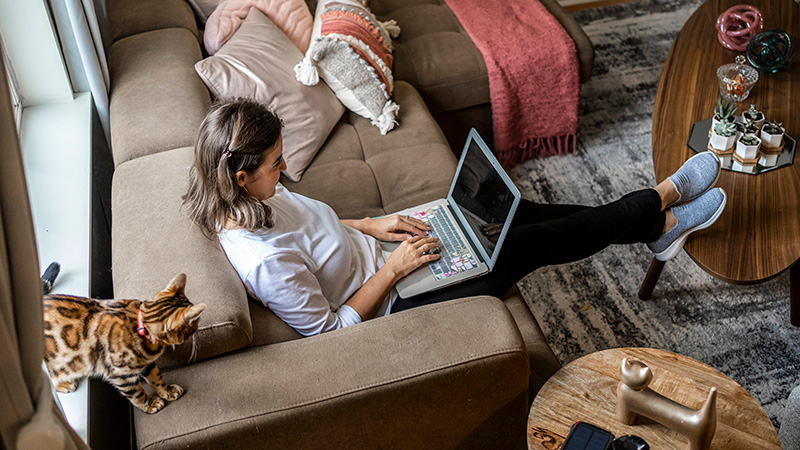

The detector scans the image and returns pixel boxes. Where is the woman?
[183,99,726,337]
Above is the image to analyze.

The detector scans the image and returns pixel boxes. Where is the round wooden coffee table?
[527,348,779,450]
[640,0,800,325]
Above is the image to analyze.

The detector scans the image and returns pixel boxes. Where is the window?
[1,37,22,131]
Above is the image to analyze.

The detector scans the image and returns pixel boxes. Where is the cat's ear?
[184,303,206,325]
[165,273,187,296]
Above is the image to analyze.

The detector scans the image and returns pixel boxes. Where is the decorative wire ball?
[715,4,763,51]
[747,29,793,73]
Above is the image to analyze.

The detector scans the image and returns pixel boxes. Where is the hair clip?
[222,148,233,158]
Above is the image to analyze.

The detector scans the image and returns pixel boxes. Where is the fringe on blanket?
[497,133,577,168]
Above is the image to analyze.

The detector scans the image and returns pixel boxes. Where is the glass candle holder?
[717,55,758,101]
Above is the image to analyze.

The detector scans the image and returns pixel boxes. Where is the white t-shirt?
[218,184,396,336]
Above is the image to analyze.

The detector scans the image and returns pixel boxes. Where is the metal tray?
[687,118,796,175]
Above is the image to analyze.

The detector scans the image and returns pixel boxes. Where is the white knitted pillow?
[294,0,401,135]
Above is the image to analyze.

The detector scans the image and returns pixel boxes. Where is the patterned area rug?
[511,0,797,428]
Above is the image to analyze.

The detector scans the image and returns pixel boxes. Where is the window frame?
[1,36,22,131]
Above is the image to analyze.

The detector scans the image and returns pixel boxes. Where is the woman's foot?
[664,151,721,208]
[648,187,727,261]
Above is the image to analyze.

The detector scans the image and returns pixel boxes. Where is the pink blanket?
[442,0,580,166]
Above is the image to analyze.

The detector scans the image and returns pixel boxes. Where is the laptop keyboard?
[410,205,479,281]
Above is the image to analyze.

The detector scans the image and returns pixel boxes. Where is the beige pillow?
[195,7,344,182]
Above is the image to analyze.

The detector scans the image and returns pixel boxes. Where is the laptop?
[380,128,521,297]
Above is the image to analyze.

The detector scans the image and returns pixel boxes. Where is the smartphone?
[560,422,614,450]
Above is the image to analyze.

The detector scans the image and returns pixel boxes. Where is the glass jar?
[717,55,759,101]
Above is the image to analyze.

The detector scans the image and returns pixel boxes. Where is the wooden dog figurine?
[616,358,717,450]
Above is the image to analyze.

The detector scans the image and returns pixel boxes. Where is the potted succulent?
[712,97,737,130]
[742,104,765,129]
[736,134,762,160]
[710,120,737,150]
[760,121,785,148]
[740,120,760,137]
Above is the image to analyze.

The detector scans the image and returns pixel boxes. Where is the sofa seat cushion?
[281,81,457,219]
[369,0,488,114]
[110,28,211,167]
[112,146,252,367]
[133,296,530,450]
[107,0,200,44]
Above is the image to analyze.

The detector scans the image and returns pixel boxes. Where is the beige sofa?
[106,0,591,448]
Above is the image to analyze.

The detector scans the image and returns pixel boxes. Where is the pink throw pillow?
[204,0,313,55]
[195,8,344,182]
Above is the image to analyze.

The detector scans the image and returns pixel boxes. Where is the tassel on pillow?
[380,20,401,39]
[294,55,320,86]
[371,101,400,135]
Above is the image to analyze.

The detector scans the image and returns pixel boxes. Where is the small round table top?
[527,348,779,450]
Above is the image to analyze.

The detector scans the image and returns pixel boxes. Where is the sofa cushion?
[368,0,489,114]
[281,81,457,219]
[106,0,200,44]
[195,8,344,182]
[109,28,211,167]
[134,296,530,450]
[112,146,252,367]
[297,0,399,134]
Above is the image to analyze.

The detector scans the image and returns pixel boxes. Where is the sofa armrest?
[539,0,595,83]
[133,296,531,450]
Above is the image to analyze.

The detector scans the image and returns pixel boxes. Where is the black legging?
[391,189,665,313]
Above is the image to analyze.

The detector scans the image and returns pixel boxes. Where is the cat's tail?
[42,262,60,295]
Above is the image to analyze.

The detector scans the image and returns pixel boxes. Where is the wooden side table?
[527,348,780,450]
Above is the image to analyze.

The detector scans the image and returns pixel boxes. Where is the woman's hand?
[383,236,441,280]
[356,215,431,241]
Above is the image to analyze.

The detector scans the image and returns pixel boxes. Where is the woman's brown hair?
[182,98,283,238]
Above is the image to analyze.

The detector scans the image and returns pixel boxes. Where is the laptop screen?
[450,133,518,263]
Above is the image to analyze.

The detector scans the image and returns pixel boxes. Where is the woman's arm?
[249,238,440,335]
[341,215,430,241]
[343,235,440,319]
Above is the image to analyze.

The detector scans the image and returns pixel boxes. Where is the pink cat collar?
[137,309,150,341]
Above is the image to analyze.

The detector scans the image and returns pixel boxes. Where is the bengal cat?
[43,273,206,414]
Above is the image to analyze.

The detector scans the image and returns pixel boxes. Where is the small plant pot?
[709,131,736,150]
[735,136,762,160]
[742,106,765,130]
[760,126,785,149]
